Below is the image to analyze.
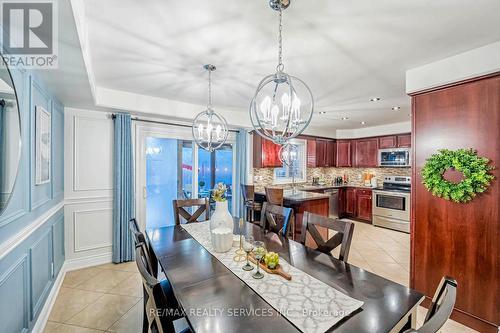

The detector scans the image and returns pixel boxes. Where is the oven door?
[372,190,410,221]
[378,148,411,167]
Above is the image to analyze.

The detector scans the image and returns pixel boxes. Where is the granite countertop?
[255,189,330,202]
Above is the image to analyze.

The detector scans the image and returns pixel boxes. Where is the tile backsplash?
[252,167,411,191]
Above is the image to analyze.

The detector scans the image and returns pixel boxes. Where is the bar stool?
[241,184,262,223]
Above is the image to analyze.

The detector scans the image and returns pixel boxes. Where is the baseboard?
[31,253,113,332]
[31,262,68,333]
[64,252,113,272]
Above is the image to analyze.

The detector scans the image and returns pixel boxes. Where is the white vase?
[210,201,234,252]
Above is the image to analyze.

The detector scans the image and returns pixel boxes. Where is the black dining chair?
[260,202,293,237]
[299,212,354,262]
[404,277,458,333]
[129,218,158,278]
[136,245,191,333]
[173,198,210,225]
[241,184,262,223]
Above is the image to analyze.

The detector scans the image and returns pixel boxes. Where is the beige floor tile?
[96,262,138,272]
[107,301,144,333]
[63,267,104,288]
[75,269,135,293]
[49,287,103,322]
[44,321,61,333]
[66,294,140,330]
[358,249,398,263]
[44,323,103,333]
[107,273,143,298]
[387,250,410,265]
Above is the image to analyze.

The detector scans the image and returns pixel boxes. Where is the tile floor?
[44,222,477,333]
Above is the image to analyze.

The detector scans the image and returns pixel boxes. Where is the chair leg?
[142,287,149,333]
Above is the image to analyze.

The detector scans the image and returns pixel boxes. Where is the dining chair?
[299,212,354,262]
[241,184,262,223]
[264,187,284,206]
[135,245,192,333]
[173,198,210,225]
[260,202,293,237]
[129,218,158,277]
[404,277,458,333]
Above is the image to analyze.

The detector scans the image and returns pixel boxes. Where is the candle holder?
[233,218,246,262]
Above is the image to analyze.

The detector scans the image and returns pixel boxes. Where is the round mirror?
[0,56,21,216]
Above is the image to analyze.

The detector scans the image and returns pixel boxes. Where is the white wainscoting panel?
[64,108,114,262]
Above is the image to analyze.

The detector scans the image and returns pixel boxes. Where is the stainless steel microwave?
[378,148,411,167]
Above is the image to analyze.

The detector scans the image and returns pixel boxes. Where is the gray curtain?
[112,113,135,263]
[233,129,249,218]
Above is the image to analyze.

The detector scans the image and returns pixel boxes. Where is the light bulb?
[271,104,279,128]
[215,125,222,141]
[206,122,213,138]
[197,123,204,139]
[260,96,271,122]
[292,93,301,121]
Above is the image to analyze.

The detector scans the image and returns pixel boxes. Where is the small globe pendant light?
[192,64,229,152]
[279,143,298,167]
[250,0,314,145]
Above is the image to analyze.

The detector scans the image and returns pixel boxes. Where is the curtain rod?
[110,114,239,133]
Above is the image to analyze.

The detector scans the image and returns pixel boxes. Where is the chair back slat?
[265,187,284,206]
[299,212,354,262]
[129,219,158,277]
[241,184,255,203]
[260,202,292,237]
[404,277,457,333]
[173,198,210,225]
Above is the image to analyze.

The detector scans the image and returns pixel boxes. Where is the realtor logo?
[1,0,58,68]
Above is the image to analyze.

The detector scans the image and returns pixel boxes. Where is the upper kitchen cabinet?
[378,135,398,149]
[307,138,335,167]
[336,140,352,167]
[352,137,378,167]
[378,134,412,148]
[253,134,282,168]
[397,134,411,147]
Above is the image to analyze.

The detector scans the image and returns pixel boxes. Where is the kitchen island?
[255,189,330,242]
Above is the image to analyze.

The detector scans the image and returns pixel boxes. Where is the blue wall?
[0,63,65,333]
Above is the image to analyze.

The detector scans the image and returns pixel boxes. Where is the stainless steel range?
[372,176,411,233]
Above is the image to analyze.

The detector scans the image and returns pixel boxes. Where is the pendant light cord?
[276,7,284,72]
[207,69,212,109]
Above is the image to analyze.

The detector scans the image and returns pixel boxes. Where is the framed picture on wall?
[35,106,51,185]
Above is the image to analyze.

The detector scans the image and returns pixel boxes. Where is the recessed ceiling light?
[360,121,366,125]
[370,97,381,102]
[392,106,401,111]
[341,117,349,120]
[319,111,326,115]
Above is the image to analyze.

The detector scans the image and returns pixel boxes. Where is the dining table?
[147,219,424,333]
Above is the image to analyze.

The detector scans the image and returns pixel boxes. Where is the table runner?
[181,222,364,333]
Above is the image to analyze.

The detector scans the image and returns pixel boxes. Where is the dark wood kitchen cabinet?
[378,135,398,149]
[253,135,282,168]
[307,139,335,167]
[397,134,411,147]
[336,140,352,167]
[356,189,372,222]
[345,187,357,216]
[352,138,378,167]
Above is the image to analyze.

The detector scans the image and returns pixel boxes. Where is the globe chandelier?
[192,64,229,152]
[250,0,314,145]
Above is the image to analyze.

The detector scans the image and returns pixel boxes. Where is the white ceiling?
[47,0,500,131]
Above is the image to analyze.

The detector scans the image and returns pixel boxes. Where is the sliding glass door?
[135,123,235,230]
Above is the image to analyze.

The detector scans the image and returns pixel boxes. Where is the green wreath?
[421,148,494,203]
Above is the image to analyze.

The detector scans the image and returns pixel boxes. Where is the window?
[273,139,307,184]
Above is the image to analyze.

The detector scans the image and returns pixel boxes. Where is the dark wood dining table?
[147,220,424,333]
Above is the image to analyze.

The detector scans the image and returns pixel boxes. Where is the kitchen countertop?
[300,184,376,191]
[255,189,330,202]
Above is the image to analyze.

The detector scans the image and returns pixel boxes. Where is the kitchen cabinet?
[353,138,378,167]
[378,135,397,149]
[336,140,352,167]
[345,188,357,216]
[397,134,411,147]
[253,134,282,168]
[307,138,335,167]
[356,189,373,222]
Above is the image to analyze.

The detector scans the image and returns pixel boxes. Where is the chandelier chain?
[277,7,284,72]
[207,69,212,109]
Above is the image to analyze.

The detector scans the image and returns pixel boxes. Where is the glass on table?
[252,240,266,279]
[242,235,254,271]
